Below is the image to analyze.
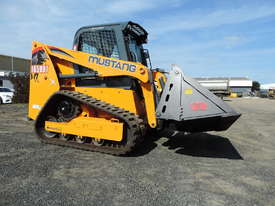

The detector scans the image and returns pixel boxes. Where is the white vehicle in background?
[0,87,14,104]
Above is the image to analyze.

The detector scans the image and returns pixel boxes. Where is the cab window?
[79,30,120,59]
[128,36,142,63]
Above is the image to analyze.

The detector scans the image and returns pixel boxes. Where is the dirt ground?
[0,98,275,206]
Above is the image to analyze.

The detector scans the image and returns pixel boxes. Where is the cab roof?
[74,21,148,44]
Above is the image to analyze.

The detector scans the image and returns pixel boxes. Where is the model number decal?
[31,65,48,73]
[88,56,136,72]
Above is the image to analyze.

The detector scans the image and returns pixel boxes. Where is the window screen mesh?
[79,30,120,59]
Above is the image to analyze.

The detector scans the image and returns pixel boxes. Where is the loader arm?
[31,41,157,127]
[40,42,150,82]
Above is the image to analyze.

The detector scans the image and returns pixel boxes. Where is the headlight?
[3,95,12,98]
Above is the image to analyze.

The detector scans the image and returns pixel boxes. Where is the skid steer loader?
[28,21,240,155]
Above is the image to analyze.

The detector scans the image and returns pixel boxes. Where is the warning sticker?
[191,102,207,111]
[184,89,193,94]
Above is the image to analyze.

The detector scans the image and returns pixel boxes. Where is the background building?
[0,54,30,89]
[196,77,253,97]
[260,83,275,90]
[229,77,253,96]
[0,54,30,72]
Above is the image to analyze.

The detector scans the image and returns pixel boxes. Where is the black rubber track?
[34,90,145,155]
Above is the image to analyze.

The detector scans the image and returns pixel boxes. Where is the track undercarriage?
[35,90,145,155]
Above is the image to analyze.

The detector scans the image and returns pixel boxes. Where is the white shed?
[229,78,253,87]
[261,83,275,90]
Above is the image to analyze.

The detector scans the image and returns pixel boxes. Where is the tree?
[252,81,260,92]
[8,73,30,103]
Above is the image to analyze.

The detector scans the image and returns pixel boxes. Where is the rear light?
[73,44,77,51]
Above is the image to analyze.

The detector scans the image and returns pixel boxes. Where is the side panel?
[28,42,60,120]
[45,117,123,141]
[75,87,144,115]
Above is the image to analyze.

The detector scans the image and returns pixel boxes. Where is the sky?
[0,0,275,84]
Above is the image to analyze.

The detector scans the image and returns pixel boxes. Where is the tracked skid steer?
[28,21,240,155]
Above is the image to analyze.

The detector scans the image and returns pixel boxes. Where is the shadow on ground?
[129,130,243,159]
[162,132,243,159]
[127,136,158,157]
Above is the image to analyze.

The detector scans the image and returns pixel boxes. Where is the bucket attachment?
[156,65,241,133]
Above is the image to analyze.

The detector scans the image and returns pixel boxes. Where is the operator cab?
[72,21,151,89]
[73,21,150,66]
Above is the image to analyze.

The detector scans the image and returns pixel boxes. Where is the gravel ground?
[0,98,275,206]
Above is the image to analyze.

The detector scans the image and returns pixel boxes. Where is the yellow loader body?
[28,22,240,155]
